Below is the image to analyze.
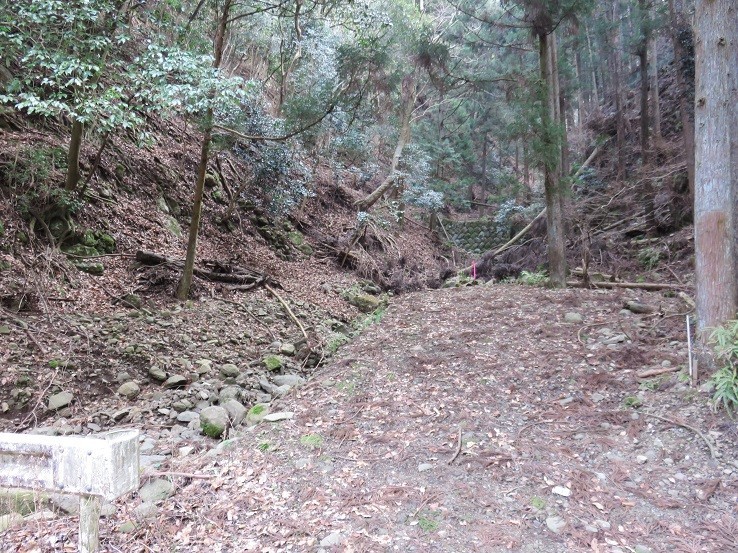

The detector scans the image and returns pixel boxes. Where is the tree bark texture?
[539,30,567,288]
[64,120,84,192]
[693,0,738,336]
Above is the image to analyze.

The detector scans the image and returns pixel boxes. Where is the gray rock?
[418,463,434,472]
[595,519,611,530]
[117,520,137,533]
[546,515,567,534]
[148,366,167,381]
[564,312,583,323]
[219,363,240,378]
[219,385,242,403]
[101,503,117,517]
[116,372,132,383]
[634,546,653,553]
[25,510,57,522]
[133,502,158,519]
[48,391,73,411]
[163,375,188,389]
[272,374,306,388]
[223,399,247,426]
[50,494,80,514]
[138,479,174,503]
[200,406,229,438]
[279,343,296,356]
[176,411,199,423]
[591,392,605,403]
[320,532,345,547]
[625,301,656,314]
[602,334,628,345]
[0,513,23,532]
[117,381,140,399]
[263,411,294,422]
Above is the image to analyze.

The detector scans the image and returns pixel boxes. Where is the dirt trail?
[3,284,737,552]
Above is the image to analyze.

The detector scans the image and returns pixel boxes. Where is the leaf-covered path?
[5,285,737,552]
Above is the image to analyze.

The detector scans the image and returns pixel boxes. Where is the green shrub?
[708,320,738,414]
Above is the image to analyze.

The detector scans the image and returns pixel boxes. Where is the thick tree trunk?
[177,0,233,300]
[64,120,84,192]
[540,30,566,288]
[693,0,738,337]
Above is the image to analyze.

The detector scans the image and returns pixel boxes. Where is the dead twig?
[142,471,214,480]
[265,284,308,340]
[640,412,718,460]
[447,425,463,465]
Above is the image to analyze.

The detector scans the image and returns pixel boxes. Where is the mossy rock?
[73,261,104,275]
[0,219,4,237]
[297,243,313,256]
[96,232,115,253]
[263,355,283,371]
[343,288,381,313]
[287,231,304,246]
[81,230,97,247]
[163,215,182,238]
[211,187,227,205]
[63,244,100,258]
[204,173,220,188]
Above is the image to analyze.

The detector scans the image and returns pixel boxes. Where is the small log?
[567,280,687,291]
[636,366,681,378]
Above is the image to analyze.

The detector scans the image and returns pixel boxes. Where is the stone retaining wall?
[439,218,507,255]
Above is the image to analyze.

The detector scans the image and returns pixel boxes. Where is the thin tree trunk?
[355,74,416,212]
[668,0,696,201]
[64,120,84,192]
[693,0,738,338]
[638,0,650,164]
[585,23,600,109]
[650,43,662,142]
[611,0,626,181]
[177,0,233,300]
[540,30,566,288]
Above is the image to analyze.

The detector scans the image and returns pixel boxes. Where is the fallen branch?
[135,250,267,287]
[265,284,308,340]
[567,280,687,291]
[640,412,718,460]
[447,426,463,465]
[460,208,546,273]
[636,366,681,378]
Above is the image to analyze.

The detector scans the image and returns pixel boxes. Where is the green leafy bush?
[708,320,738,414]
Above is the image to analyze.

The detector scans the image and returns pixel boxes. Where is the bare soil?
[3,283,736,553]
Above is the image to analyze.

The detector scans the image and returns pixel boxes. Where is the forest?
[0,0,737,551]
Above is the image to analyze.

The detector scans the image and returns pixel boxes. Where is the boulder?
[138,479,173,503]
[163,375,188,389]
[117,381,140,399]
[262,355,283,371]
[200,406,229,438]
[222,399,247,426]
[219,363,240,378]
[47,391,73,411]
